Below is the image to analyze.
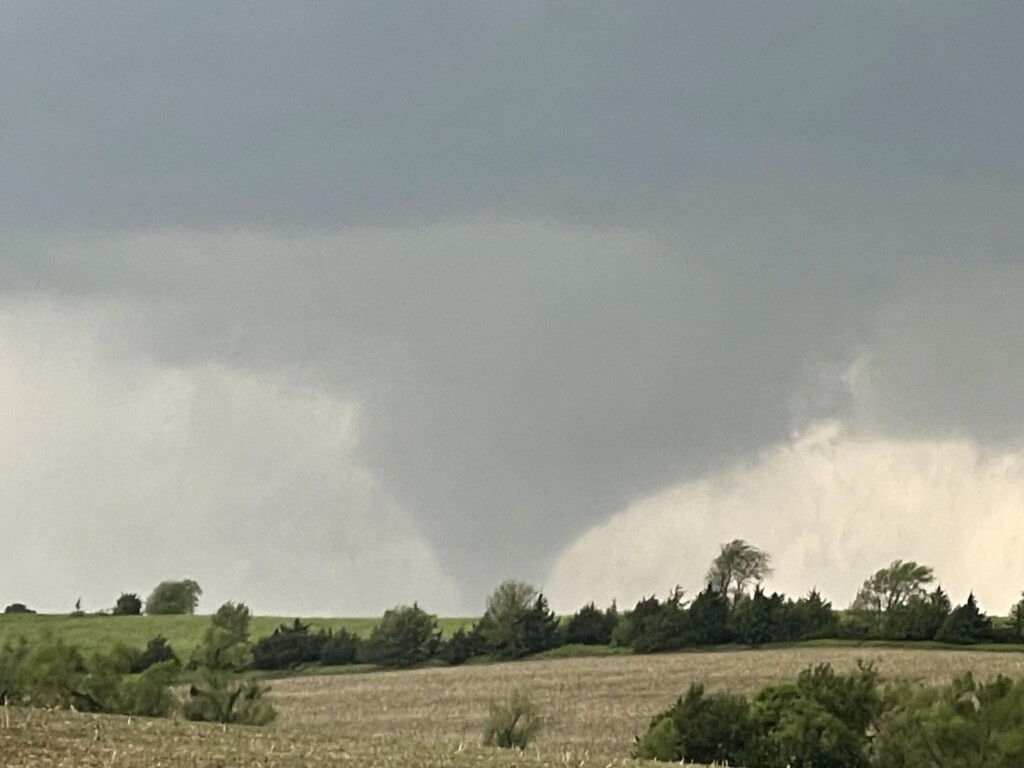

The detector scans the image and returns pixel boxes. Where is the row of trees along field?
[5,540,1024,678]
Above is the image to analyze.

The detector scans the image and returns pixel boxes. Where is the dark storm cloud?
[2,2,1021,229]
[1,2,1023,610]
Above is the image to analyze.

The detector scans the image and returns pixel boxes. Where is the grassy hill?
[0,613,474,657]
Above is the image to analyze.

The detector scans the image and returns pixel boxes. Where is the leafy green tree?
[192,602,253,671]
[706,540,773,602]
[112,592,143,616]
[18,630,84,708]
[851,561,934,617]
[478,580,537,654]
[883,586,950,641]
[935,592,992,644]
[145,579,202,615]
[361,604,440,668]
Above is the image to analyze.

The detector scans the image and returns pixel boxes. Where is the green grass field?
[0,613,474,658]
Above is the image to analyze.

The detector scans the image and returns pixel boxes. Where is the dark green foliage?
[874,673,1024,768]
[882,587,950,641]
[613,590,691,653]
[145,578,202,615]
[482,688,541,749]
[935,592,992,644]
[128,635,179,674]
[438,624,486,665]
[635,683,754,764]
[688,585,732,645]
[635,663,884,768]
[18,630,85,708]
[478,580,563,659]
[3,603,34,614]
[780,589,838,640]
[361,604,440,668]
[729,587,786,645]
[252,619,324,670]
[251,620,363,669]
[748,663,883,768]
[1010,592,1024,641]
[183,667,276,725]
[0,637,29,704]
[320,628,362,666]
[113,592,143,616]
[565,602,619,646]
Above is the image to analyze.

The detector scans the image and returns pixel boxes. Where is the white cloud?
[546,420,1024,615]
[0,298,459,616]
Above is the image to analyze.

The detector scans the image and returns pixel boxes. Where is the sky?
[2,2,1024,616]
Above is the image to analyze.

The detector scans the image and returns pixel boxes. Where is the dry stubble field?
[5,646,1024,767]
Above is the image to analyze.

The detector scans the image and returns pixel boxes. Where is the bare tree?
[705,540,773,602]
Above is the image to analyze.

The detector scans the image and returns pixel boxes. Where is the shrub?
[145,579,202,615]
[0,637,29,704]
[613,590,691,653]
[129,636,179,674]
[192,602,253,671]
[635,683,753,764]
[361,604,440,668]
[183,667,276,725]
[565,602,619,646]
[121,659,179,717]
[935,592,992,644]
[3,603,34,615]
[689,585,732,644]
[19,631,85,708]
[439,625,486,665]
[875,673,1024,767]
[113,592,143,616]
[635,663,884,767]
[482,688,541,749]
[320,628,362,666]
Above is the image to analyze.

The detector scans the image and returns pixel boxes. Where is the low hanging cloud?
[546,419,1024,615]
[0,299,459,615]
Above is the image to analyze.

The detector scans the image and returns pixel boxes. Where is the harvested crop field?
[5,646,1024,766]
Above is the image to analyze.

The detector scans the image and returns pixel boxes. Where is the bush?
[439,625,486,665]
[635,663,884,767]
[478,581,562,659]
[875,673,1024,767]
[361,604,440,668]
[635,683,753,764]
[192,602,253,671]
[3,603,34,615]
[935,592,992,644]
[0,637,29,704]
[129,636,179,674]
[482,688,541,749]
[320,628,362,666]
[19,631,84,708]
[613,590,691,653]
[689,585,732,644]
[113,592,143,616]
[565,602,619,646]
[253,620,325,670]
[145,579,202,615]
[183,667,276,725]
